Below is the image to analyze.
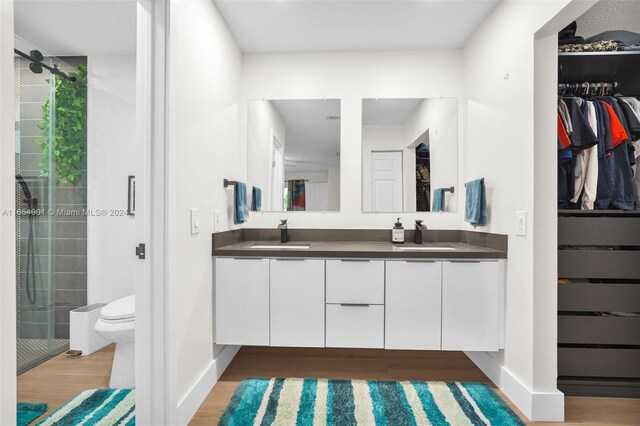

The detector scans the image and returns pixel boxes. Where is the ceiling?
[14,0,137,57]
[214,0,499,53]
[362,98,423,125]
[272,99,341,173]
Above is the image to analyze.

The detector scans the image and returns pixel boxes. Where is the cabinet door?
[385,261,442,350]
[442,261,500,351]
[215,257,269,346]
[270,259,325,347]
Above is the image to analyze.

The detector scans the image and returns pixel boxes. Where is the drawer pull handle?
[275,258,305,261]
[340,259,370,262]
[449,260,481,263]
[340,303,370,307]
[405,260,436,263]
[233,257,265,260]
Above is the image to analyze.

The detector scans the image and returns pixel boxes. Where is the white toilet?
[94,295,135,389]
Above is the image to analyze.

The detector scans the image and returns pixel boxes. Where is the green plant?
[38,65,87,185]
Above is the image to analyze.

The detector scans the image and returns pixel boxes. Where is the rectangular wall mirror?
[362,98,458,213]
[248,99,341,212]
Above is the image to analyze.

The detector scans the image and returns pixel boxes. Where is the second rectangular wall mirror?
[362,98,458,213]
[248,99,341,212]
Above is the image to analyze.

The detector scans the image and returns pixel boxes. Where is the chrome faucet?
[414,220,425,244]
[278,219,289,243]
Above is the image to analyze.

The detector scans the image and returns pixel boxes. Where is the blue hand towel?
[234,182,248,224]
[251,186,262,212]
[465,178,487,226]
[432,188,444,212]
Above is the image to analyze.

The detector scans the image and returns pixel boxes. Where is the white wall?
[241,50,464,229]
[247,100,285,211]
[169,0,242,409]
[87,54,137,304]
[575,0,640,38]
[404,98,458,212]
[0,1,17,424]
[462,0,595,420]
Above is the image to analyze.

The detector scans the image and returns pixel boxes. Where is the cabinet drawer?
[326,260,384,304]
[326,304,384,348]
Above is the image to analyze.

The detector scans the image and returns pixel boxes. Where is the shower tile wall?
[18,56,87,340]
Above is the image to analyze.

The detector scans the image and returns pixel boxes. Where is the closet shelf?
[558,209,640,216]
[558,51,640,87]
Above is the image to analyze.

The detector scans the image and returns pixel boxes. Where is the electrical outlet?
[516,211,527,236]
[190,208,201,235]
[214,210,222,232]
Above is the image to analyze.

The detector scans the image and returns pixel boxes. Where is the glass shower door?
[15,49,87,374]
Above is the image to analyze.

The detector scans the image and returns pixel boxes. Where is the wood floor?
[192,347,640,425]
[17,344,113,422]
[17,345,640,425]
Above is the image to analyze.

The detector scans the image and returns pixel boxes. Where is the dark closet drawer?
[558,283,640,311]
[558,250,640,279]
[558,316,640,345]
[558,348,640,378]
[558,217,640,246]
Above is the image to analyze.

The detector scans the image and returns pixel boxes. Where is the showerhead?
[15,174,32,200]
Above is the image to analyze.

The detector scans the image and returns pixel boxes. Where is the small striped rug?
[220,378,524,425]
[36,389,134,426]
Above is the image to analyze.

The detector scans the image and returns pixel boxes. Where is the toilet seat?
[101,295,135,322]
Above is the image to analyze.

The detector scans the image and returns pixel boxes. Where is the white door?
[442,261,500,351]
[215,258,270,345]
[270,259,325,347]
[304,182,328,211]
[269,131,284,211]
[386,261,442,350]
[371,151,403,212]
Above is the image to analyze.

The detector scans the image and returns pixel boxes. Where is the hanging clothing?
[571,101,599,209]
[560,95,638,211]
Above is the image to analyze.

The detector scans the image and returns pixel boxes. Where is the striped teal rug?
[220,378,524,425]
[36,389,134,426]
[17,402,48,426]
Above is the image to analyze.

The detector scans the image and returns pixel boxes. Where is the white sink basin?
[393,246,457,251]
[250,244,310,250]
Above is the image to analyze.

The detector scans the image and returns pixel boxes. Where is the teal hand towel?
[432,188,444,212]
[465,178,487,226]
[234,182,248,224]
[251,186,262,212]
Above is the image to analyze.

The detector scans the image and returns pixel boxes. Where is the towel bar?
[223,179,238,188]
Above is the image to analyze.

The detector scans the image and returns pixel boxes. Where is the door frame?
[0,1,174,424]
[0,1,17,424]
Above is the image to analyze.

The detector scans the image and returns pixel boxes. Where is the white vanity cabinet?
[214,255,504,352]
[270,259,325,347]
[441,260,501,351]
[215,257,270,346]
[385,260,442,350]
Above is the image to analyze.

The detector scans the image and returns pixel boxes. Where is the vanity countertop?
[212,230,507,259]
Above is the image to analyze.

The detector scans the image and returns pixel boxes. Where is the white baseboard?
[176,344,240,425]
[465,351,564,422]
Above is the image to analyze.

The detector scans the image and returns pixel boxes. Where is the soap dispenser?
[392,218,405,244]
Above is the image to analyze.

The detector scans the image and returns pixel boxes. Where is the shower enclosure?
[14,46,88,374]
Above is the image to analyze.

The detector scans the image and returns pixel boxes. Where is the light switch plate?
[190,208,201,235]
[516,211,527,236]
[213,210,221,232]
